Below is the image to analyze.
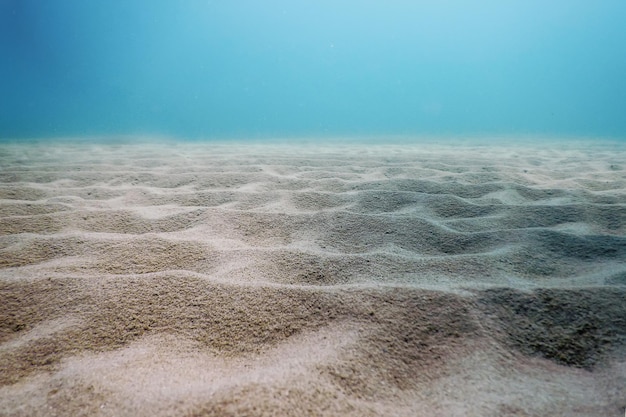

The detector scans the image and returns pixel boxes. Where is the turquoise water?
[2,0,626,140]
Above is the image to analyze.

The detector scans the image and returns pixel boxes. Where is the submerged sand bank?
[1,140,625,416]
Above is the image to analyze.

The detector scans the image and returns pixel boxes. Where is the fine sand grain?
[1,139,625,416]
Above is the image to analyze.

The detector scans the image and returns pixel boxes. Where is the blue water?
[2,0,626,140]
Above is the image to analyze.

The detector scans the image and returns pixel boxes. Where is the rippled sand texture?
[1,140,625,416]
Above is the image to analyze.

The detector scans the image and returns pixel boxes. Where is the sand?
[0,138,625,416]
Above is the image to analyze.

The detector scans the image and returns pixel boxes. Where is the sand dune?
[1,139,625,416]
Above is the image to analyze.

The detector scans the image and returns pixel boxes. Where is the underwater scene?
[1,1,625,416]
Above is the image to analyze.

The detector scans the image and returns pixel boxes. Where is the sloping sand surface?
[1,139,625,416]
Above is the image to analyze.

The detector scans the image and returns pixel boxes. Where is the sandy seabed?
[0,138,625,416]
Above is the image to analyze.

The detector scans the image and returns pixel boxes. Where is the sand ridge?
[0,139,625,416]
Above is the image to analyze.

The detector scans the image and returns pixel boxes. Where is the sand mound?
[1,140,625,416]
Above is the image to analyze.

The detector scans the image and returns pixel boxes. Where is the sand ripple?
[1,140,625,416]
